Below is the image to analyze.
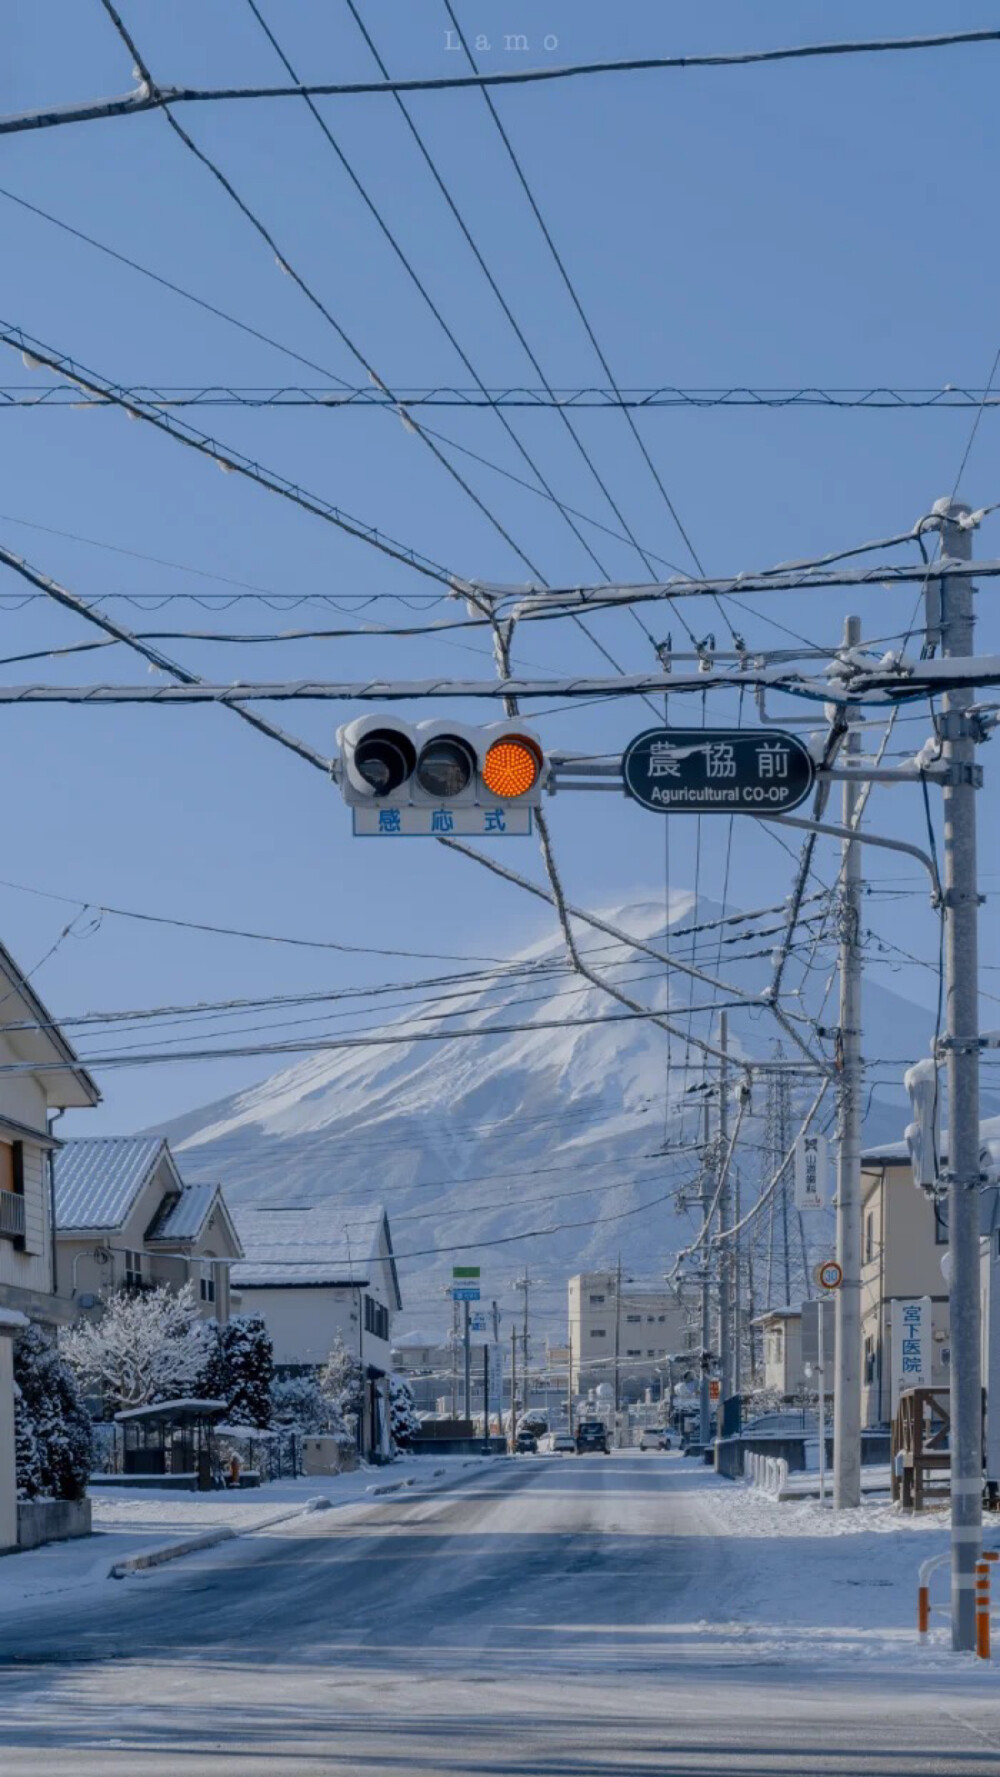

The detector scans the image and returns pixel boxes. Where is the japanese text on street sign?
[354,806,531,838]
[890,1296,932,1417]
[794,1134,828,1211]
[451,1285,481,1301]
[452,1266,481,1278]
[622,728,815,815]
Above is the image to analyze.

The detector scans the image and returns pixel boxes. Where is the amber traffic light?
[481,736,542,800]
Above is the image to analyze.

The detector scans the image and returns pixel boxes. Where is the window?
[625,1314,641,1325]
[647,1349,656,1358]
[647,1316,655,1324]
[589,1294,605,1306]
[200,1264,216,1304]
[658,1315,666,1324]
[864,1211,876,1265]
[590,1328,606,1339]
[364,1295,389,1340]
[124,1250,143,1290]
[0,1140,24,1246]
[626,1348,641,1358]
[864,1336,877,1386]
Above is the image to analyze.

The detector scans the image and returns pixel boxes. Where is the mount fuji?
[152,895,934,1342]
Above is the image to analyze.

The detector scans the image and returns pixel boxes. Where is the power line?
[5,27,998,135]
[7,382,998,410]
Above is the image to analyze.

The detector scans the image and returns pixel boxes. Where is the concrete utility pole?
[514,1270,531,1410]
[463,1298,471,1423]
[699,1100,712,1447]
[834,613,864,1511]
[510,1323,518,1450]
[718,1013,733,1404]
[613,1253,622,1444]
[933,497,983,1653]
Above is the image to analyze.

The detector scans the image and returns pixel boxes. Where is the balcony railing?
[0,1190,25,1243]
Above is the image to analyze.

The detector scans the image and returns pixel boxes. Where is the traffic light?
[336,716,548,837]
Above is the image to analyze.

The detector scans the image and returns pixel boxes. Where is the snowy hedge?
[14,1324,91,1501]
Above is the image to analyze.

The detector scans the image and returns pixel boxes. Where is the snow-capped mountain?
[153,896,934,1342]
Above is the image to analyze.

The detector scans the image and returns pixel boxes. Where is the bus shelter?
[114,1398,229,1491]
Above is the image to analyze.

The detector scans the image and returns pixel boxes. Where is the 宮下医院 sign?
[890,1296,933,1418]
[622,728,815,815]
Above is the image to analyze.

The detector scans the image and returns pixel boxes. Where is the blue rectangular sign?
[451,1285,481,1301]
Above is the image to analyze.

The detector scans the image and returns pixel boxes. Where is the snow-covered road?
[3,1451,1000,1774]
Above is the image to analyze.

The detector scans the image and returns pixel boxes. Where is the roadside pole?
[934,497,983,1653]
[833,613,864,1510]
[567,1326,574,1430]
[817,1295,827,1507]
[483,1344,490,1452]
[718,1013,733,1404]
[613,1252,622,1446]
[463,1298,471,1423]
[510,1323,518,1451]
[699,1100,712,1447]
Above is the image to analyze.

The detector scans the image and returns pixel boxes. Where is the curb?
[110,1525,236,1579]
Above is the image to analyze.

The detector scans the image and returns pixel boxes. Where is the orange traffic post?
[918,1584,931,1638]
[975,1561,991,1661]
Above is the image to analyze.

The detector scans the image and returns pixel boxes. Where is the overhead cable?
[4,27,997,135]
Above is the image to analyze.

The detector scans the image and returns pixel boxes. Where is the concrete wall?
[301,1437,358,1477]
[236,1283,392,1374]
[16,1498,92,1550]
[0,1332,17,1551]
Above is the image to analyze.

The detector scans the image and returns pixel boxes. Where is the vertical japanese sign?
[890,1296,933,1418]
[794,1134,828,1210]
[622,728,816,814]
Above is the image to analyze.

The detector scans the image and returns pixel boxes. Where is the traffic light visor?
[353,728,416,797]
[482,735,541,799]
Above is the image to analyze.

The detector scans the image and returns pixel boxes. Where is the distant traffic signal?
[336,716,548,836]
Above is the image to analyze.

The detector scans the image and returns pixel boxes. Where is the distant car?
[575,1419,609,1454]
[552,1433,577,1454]
[639,1428,671,1452]
[515,1429,538,1454]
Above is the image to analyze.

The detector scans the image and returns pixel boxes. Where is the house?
[230,1202,402,1459]
[54,1136,242,1323]
[568,1270,696,1398]
[0,939,101,1552]
[752,1299,834,1402]
[859,1138,951,1428]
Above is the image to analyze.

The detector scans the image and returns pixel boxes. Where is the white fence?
[744,1451,789,1497]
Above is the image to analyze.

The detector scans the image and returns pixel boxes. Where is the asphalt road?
[3,1452,1000,1774]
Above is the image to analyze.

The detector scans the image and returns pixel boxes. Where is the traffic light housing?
[336,716,548,811]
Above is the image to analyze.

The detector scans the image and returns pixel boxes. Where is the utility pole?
[510,1323,518,1450]
[718,1013,733,1405]
[514,1270,531,1412]
[613,1253,622,1446]
[934,496,983,1653]
[567,1325,574,1430]
[450,1295,458,1416]
[463,1298,471,1424]
[732,1162,743,1396]
[699,1099,712,1447]
[483,1344,490,1452]
[834,612,864,1510]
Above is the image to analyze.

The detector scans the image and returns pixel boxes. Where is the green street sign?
[452,1265,481,1279]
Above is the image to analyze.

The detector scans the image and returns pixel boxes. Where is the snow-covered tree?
[319,1333,364,1436]
[190,1316,229,1403]
[388,1375,421,1449]
[13,1384,42,1500]
[15,1324,91,1499]
[270,1373,350,1439]
[61,1281,210,1415]
[516,1408,549,1438]
[222,1314,273,1428]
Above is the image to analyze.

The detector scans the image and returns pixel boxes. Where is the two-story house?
[230,1202,401,1459]
[54,1136,243,1323]
[0,940,100,1551]
[860,1137,950,1428]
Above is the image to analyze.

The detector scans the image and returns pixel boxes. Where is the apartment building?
[568,1270,696,1398]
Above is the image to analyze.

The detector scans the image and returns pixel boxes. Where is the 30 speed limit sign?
[815,1259,843,1292]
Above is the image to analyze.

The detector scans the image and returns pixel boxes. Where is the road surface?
[3,1452,1000,1774]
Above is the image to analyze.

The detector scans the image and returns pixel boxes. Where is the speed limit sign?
[815,1259,843,1292]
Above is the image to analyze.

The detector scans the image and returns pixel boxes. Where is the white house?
[230,1202,402,1459]
[53,1136,242,1323]
[0,939,100,1551]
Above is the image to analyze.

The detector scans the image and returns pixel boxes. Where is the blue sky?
[1,0,998,1134]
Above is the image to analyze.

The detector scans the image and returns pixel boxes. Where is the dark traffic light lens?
[354,729,416,797]
[416,736,476,798]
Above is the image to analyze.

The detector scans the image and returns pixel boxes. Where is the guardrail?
[744,1452,789,1497]
[919,1547,999,1657]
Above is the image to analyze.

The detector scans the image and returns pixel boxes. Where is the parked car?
[515,1429,538,1454]
[575,1419,610,1454]
[552,1433,577,1454]
[639,1428,671,1451]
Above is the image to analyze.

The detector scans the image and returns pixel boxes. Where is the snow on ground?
[669,1454,991,1669]
[0,1455,479,1616]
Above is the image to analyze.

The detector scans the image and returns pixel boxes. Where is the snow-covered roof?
[53,1136,170,1232]
[231,1202,399,1303]
[146,1181,222,1244]
[750,1306,802,1325]
[114,1398,229,1422]
[862,1113,1000,1168]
